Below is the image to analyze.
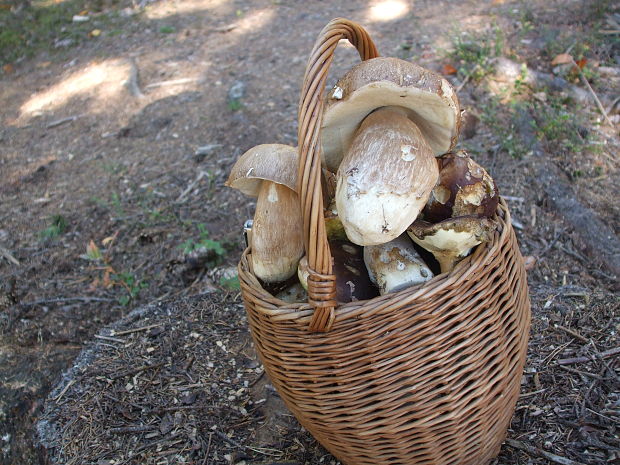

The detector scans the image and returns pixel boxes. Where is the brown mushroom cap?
[321,57,461,172]
[423,150,499,223]
[225,144,298,196]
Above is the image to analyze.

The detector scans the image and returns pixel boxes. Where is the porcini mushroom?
[407,216,496,274]
[226,144,304,284]
[298,240,379,303]
[335,107,439,245]
[364,234,433,295]
[321,57,461,173]
[423,150,499,223]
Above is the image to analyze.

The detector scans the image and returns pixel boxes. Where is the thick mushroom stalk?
[364,234,433,295]
[407,216,496,274]
[225,144,304,284]
[335,107,439,246]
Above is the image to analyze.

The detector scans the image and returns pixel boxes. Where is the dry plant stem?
[570,58,614,127]
[504,439,586,465]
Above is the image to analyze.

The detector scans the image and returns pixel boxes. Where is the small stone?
[228,81,245,101]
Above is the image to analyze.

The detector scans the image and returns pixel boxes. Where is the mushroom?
[335,107,439,245]
[407,216,496,274]
[298,240,379,303]
[275,281,308,303]
[364,234,433,295]
[324,199,347,241]
[423,150,499,223]
[226,144,304,283]
[321,56,461,173]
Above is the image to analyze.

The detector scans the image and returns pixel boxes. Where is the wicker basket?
[237,18,531,465]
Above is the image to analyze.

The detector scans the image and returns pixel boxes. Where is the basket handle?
[297,18,379,333]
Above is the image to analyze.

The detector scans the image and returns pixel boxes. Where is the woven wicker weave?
[237,18,531,465]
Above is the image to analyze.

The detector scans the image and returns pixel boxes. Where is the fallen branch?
[554,324,589,343]
[557,346,620,365]
[559,365,604,380]
[20,296,114,307]
[94,334,125,344]
[112,323,163,336]
[145,78,198,89]
[0,245,20,265]
[505,439,586,465]
[46,115,82,129]
[111,362,166,380]
[108,425,155,435]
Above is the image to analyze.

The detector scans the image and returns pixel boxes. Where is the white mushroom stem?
[364,234,433,294]
[252,181,304,283]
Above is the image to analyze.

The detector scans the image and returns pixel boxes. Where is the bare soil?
[0,0,618,464]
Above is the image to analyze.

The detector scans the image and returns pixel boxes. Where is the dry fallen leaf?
[90,29,101,37]
[442,64,458,75]
[575,58,587,69]
[551,53,573,66]
[3,64,15,74]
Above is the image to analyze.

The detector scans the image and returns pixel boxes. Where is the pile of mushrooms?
[226,57,500,303]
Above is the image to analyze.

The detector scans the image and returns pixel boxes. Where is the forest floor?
[0,0,618,464]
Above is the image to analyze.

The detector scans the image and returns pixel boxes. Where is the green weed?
[219,274,240,291]
[40,214,68,239]
[0,0,120,66]
[180,223,227,264]
[448,25,504,82]
[113,271,148,305]
[227,99,242,111]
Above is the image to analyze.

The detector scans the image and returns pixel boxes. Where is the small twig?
[554,324,589,343]
[504,439,586,465]
[54,379,76,402]
[94,334,126,344]
[46,115,82,129]
[176,171,208,203]
[0,245,20,265]
[557,346,620,365]
[111,362,166,380]
[519,388,546,398]
[145,78,198,89]
[559,365,603,380]
[109,425,155,434]
[20,296,114,307]
[112,323,163,336]
[202,432,212,465]
[502,195,525,202]
[456,72,471,93]
[213,431,281,457]
[569,57,614,127]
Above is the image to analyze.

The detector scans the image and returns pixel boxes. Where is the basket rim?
[238,197,515,325]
